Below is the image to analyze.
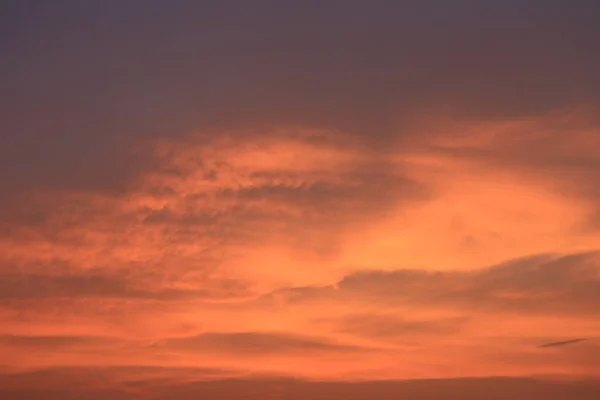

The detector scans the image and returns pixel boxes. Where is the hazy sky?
[1,1,600,399]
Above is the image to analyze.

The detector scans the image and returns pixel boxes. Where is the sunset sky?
[1,1,600,399]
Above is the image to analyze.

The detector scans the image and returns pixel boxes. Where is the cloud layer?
[1,1,600,397]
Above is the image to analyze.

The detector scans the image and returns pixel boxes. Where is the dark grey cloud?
[229,164,428,220]
[138,156,431,256]
[161,331,371,356]
[0,388,134,400]
[152,377,600,400]
[0,365,234,387]
[145,161,428,223]
[0,334,119,349]
[538,338,588,348]
[263,251,600,315]
[2,370,600,400]
[0,272,130,299]
[0,271,248,301]
[333,314,467,341]
[2,0,599,195]
[0,366,236,400]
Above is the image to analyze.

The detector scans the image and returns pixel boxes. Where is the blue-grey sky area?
[2,1,599,191]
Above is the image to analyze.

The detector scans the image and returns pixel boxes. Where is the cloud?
[0,366,238,400]
[2,369,600,400]
[0,271,248,301]
[1,1,600,384]
[538,339,588,348]
[0,128,434,293]
[150,377,600,400]
[143,134,429,240]
[160,331,371,357]
[265,251,600,315]
[423,111,600,229]
[0,334,120,350]
[333,314,467,341]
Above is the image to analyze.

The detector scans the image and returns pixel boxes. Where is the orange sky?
[2,2,600,398]
[2,111,600,385]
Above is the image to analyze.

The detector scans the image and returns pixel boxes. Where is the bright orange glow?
[1,111,600,388]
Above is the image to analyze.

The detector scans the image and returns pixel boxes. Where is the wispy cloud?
[160,331,373,356]
[264,252,600,316]
[538,339,588,348]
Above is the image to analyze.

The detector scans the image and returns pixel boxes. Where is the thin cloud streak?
[538,339,588,348]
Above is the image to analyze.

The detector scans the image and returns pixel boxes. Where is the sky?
[1,1,600,399]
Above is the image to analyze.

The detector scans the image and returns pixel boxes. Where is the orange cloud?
[1,112,599,385]
[3,2,600,396]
